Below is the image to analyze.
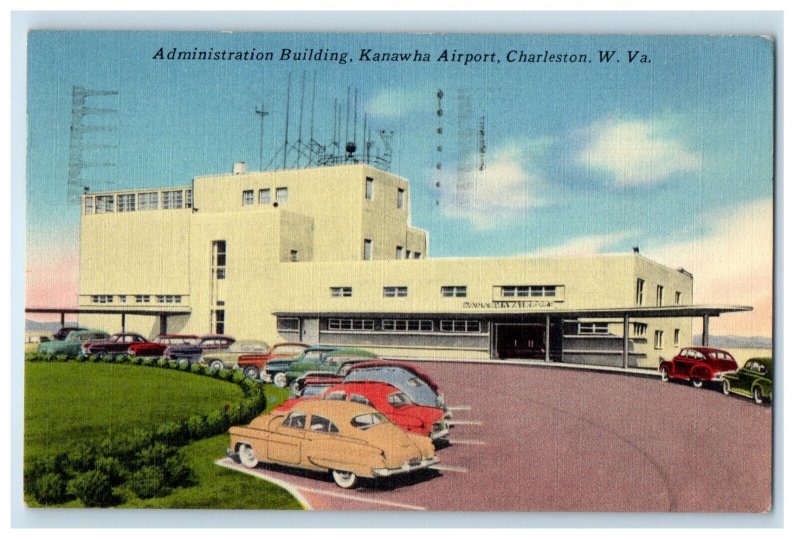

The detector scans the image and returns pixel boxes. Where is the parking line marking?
[296,486,428,511]
[215,458,314,510]
[448,438,486,445]
[447,405,471,411]
[430,464,468,473]
[446,419,483,426]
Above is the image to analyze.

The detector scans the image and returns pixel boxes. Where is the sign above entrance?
[463,300,557,309]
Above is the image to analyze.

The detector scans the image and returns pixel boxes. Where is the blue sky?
[26,32,774,334]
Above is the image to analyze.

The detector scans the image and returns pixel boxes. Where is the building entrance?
[494,322,562,360]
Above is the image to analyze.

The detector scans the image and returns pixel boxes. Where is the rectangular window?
[135,295,150,303]
[363,239,372,260]
[440,320,481,333]
[414,252,421,259]
[397,187,405,209]
[290,249,299,262]
[654,330,664,350]
[328,319,374,331]
[138,192,159,211]
[95,195,114,214]
[674,328,681,346]
[633,322,648,336]
[118,295,127,303]
[276,187,288,205]
[212,240,227,279]
[185,189,193,209]
[84,197,94,215]
[656,285,664,307]
[277,317,300,331]
[636,279,645,306]
[242,190,254,206]
[381,319,434,332]
[383,286,408,298]
[406,250,411,259]
[90,295,113,304]
[117,193,136,212]
[331,287,353,297]
[396,246,404,259]
[214,309,225,335]
[675,291,682,305]
[162,190,183,209]
[442,286,467,297]
[157,295,182,304]
[501,285,557,298]
[365,177,374,200]
[578,322,609,335]
[259,188,271,204]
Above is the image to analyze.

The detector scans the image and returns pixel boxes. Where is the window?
[350,394,373,407]
[95,195,114,213]
[242,190,254,206]
[633,322,647,336]
[90,295,113,303]
[381,319,434,332]
[118,295,127,303]
[162,190,183,209]
[501,285,557,298]
[397,187,405,209]
[213,309,225,334]
[636,279,645,306]
[322,391,347,401]
[442,286,467,298]
[331,287,353,297]
[654,330,664,350]
[388,392,412,407]
[578,322,609,335]
[363,239,372,260]
[414,252,421,259]
[396,246,404,259]
[327,319,374,331]
[117,194,136,212]
[351,413,386,430]
[656,285,664,307]
[365,177,374,200]
[157,295,182,303]
[383,286,408,298]
[259,188,271,204]
[675,291,682,305]
[309,415,338,433]
[283,412,306,430]
[276,187,288,205]
[277,317,300,331]
[290,249,299,262]
[135,295,150,303]
[440,320,480,333]
[138,192,159,211]
[674,329,680,346]
[406,250,411,259]
[185,189,193,208]
[212,240,226,279]
[84,197,94,215]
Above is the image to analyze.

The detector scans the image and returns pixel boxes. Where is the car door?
[267,412,306,465]
[737,361,759,394]
[672,349,694,378]
[304,414,357,472]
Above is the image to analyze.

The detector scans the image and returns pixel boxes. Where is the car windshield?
[351,413,387,430]
[388,392,413,407]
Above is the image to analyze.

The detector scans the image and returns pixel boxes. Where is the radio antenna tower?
[255,104,269,171]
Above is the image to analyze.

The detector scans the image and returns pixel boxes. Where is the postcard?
[23,30,774,513]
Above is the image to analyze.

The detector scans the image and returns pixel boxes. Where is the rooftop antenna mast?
[282,72,292,170]
[255,104,269,171]
[433,89,444,206]
[293,71,307,168]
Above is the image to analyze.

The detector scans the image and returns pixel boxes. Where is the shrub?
[127,466,169,499]
[168,359,178,369]
[157,357,169,368]
[205,409,229,435]
[186,415,207,440]
[177,361,189,371]
[141,357,155,367]
[102,354,115,363]
[65,443,97,474]
[31,472,70,505]
[75,353,88,363]
[68,470,115,507]
[190,363,203,374]
[88,354,101,362]
[30,453,70,476]
[128,355,142,366]
[94,456,127,486]
[55,354,69,362]
[114,354,128,363]
[135,442,176,468]
[217,368,232,381]
[155,421,187,446]
[163,454,192,488]
[231,370,246,384]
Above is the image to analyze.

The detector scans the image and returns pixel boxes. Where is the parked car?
[228,399,438,489]
[722,357,773,405]
[52,326,86,341]
[127,334,198,357]
[200,340,270,371]
[82,332,149,357]
[284,348,379,393]
[38,329,111,356]
[238,342,310,379]
[25,332,52,353]
[163,335,236,366]
[262,345,340,386]
[343,362,448,414]
[659,347,739,388]
[278,381,450,441]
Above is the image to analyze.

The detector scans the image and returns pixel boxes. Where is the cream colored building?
[77,163,744,369]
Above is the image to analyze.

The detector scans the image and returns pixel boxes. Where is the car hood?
[267,359,295,371]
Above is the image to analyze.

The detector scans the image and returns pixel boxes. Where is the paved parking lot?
[218,361,772,512]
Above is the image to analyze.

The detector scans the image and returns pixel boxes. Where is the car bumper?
[430,423,450,440]
[372,456,438,478]
[712,370,737,381]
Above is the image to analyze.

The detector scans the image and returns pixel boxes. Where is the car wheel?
[660,367,670,382]
[290,379,301,396]
[331,469,358,489]
[691,378,703,388]
[243,366,259,379]
[238,444,259,469]
[209,360,224,371]
[274,372,288,388]
[722,379,731,395]
[753,386,764,405]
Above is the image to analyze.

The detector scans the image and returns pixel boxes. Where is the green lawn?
[24,361,302,509]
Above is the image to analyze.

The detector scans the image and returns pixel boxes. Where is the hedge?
[24,351,266,506]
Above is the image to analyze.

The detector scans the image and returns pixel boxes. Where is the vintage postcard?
[22,30,774,514]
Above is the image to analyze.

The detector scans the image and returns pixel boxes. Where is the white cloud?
[365,88,426,118]
[576,116,701,186]
[532,231,636,256]
[434,138,553,230]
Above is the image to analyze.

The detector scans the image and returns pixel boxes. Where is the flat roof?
[25,307,191,317]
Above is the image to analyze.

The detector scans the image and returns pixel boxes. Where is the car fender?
[689,365,712,380]
[658,361,673,374]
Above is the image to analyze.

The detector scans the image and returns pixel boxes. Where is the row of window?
[85,189,192,214]
[654,329,682,350]
[501,285,558,298]
[329,284,560,299]
[365,177,406,210]
[326,318,482,333]
[636,279,683,307]
[89,295,183,304]
[363,239,422,261]
[242,187,289,206]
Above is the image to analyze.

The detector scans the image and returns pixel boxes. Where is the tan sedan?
[228,400,438,488]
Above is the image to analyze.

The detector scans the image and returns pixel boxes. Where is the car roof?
[684,346,730,354]
[326,381,403,398]
[281,399,379,421]
[198,334,235,340]
[746,357,772,366]
[346,361,439,390]
[323,348,377,358]
[156,334,199,338]
[273,342,309,348]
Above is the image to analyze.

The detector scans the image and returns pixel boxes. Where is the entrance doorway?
[494,322,562,360]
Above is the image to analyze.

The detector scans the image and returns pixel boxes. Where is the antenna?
[294,71,307,168]
[283,72,292,170]
[434,89,444,205]
[255,104,269,171]
[478,116,486,172]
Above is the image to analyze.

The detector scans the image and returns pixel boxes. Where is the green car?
[37,329,111,356]
[284,348,378,392]
[722,357,773,405]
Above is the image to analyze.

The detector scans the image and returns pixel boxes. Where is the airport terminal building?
[76,163,746,369]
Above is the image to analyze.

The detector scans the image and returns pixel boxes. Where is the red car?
[82,332,149,357]
[127,334,198,357]
[276,381,449,441]
[659,347,739,388]
[238,342,309,379]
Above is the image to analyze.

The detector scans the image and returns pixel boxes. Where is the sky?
[25,32,774,336]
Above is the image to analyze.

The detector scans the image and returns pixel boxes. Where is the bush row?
[24,352,266,507]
